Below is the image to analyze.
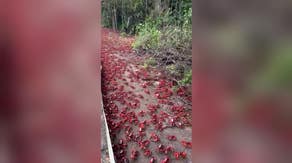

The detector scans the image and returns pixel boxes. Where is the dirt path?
[101,28,192,163]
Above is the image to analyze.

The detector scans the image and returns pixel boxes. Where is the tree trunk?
[154,0,161,16]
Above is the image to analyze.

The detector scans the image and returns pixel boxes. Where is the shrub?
[132,19,161,50]
[132,7,192,85]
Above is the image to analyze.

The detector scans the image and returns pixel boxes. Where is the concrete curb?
[101,66,116,163]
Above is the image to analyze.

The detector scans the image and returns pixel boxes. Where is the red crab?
[119,149,125,156]
[130,150,139,160]
[173,151,187,159]
[138,110,146,117]
[144,89,150,94]
[150,133,160,142]
[167,135,177,141]
[181,117,191,126]
[148,105,158,114]
[143,140,150,147]
[139,140,150,149]
[144,149,152,157]
[157,144,165,153]
[155,93,161,99]
[138,94,144,99]
[138,131,146,138]
[155,122,164,131]
[141,82,147,88]
[121,157,130,163]
[158,99,168,104]
[180,152,187,158]
[181,141,192,148]
[119,139,124,145]
[173,152,180,159]
[150,115,158,124]
[118,85,124,91]
[176,122,184,128]
[165,146,174,154]
[169,118,176,127]
[126,132,134,141]
[177,87,185,96]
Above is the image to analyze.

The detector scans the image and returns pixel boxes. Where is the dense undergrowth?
[132,8,192,86]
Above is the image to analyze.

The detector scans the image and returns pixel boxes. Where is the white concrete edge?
[102,101,116,163]
[100,65,116,163]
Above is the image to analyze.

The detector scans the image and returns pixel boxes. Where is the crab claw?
[150,157,156,163]
[160,157,169,163]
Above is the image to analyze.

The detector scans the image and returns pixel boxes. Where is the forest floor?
[101,28,192,163]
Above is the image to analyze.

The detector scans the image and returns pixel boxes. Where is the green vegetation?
[145,57,157,66]
[172,85,179,92]
[133,4,192,51]
[143,57,157,69]
[132,19,161,49]
[120,32,127,37]
[179,69,192,86]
